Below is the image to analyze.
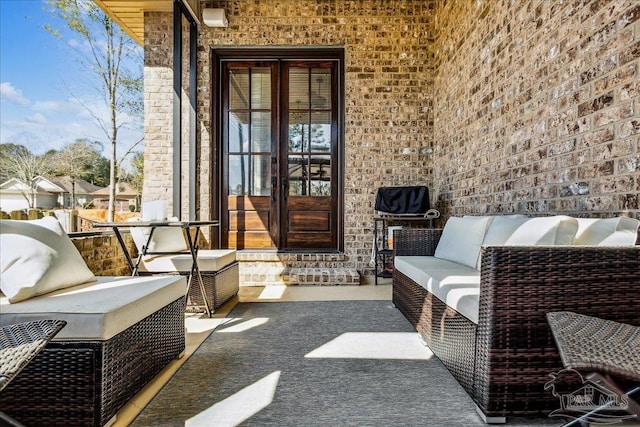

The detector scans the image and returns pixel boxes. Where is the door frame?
[211,47,345,252]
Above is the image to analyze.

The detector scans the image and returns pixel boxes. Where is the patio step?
[236,251,361,286]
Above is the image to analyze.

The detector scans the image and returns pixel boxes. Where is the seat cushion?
[434,216,493,269]
[0,217,96,303]
[395,256,481,323]
[574,217,640,245]
[0,275,187,340]
[140,249,237,273]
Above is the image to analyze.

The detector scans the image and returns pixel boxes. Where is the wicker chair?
[0,320,67,427]
[392,228,640,422]
[546,311,640,426]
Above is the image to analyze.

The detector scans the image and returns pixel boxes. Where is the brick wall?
[432,0,639,219]
[143,13,175,206]
[142,0,639,274]
[144,1,435,271]
[71,233,136,276]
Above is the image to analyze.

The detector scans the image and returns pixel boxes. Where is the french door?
[219,53,342,250]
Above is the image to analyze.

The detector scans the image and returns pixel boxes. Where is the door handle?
[281,177,288,201]
[271,177,277,202]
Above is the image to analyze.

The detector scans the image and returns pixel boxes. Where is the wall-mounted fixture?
[203,8,228,27]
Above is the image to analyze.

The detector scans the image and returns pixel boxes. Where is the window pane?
[288,155,306,196]
[251,112,271,152]
[251,155,271,196]
[311,68,331,109]
[229,112,249,153]
[228,155,249,195]
[288,112,308,152]
[251,68,271,110]
[310,155,331,196]
[229,69,249,109]
[310,112,331,152]
[289,68,309,110]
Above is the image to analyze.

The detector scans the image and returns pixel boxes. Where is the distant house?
[0,176,107,212]
[91,182,139,212]
[0,177,65,212]
[51,176,103,209]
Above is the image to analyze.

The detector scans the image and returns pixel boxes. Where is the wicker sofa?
[0,275,187,427]
[391,215,640,423]
[0,217,188,426]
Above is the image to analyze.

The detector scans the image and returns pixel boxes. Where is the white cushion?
[128,217,189,253]
[0,275,187,340]
[476,216,530,269]
[434,216,493,269]
[395,256,481,323]
[0,217,96,303]
[504,215,578,245]
[574,217,640,245]
[140,249,237,273]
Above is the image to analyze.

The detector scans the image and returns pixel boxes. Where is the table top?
[95,220,219,228]
[547,311,640,381]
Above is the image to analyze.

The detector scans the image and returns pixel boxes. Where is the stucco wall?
[142,0,639,273]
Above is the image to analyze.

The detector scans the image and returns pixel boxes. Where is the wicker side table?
[546,311,640,426]
[0,319,66,426]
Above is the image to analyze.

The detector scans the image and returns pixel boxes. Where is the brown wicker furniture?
[0,320,67,427]
[0,277,187,427]
[546,311,640,425]
[185,261,240,312]
[392,227,640,423]
[96,220,219,315]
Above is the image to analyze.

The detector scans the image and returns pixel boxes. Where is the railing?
[0,209,137,233]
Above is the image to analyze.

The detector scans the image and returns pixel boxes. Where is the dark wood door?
[221,59,339,250]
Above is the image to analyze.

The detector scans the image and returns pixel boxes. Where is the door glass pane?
[288,112,308,152]
[251,112,271,152]
[252,155,271,196]
[310,155,331,196]
[229,112,249,152]
[310,112,331,152]
[288,155,306,196]
[289,68,309,110]
[229,69,249,109]
[229,155,249,195]
[251,68,271,109]
[311,68,331,109]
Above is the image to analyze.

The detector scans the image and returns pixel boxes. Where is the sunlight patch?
[258,285,287,299]
[185,317,227,334]
[217,317,269,333]
[305,332,433,360]
[186,371,281,427]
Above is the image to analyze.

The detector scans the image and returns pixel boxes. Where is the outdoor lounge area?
[1,0,640,425]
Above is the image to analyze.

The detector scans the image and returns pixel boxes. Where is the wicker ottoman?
[187,261,240,312]
[138,249,239,315]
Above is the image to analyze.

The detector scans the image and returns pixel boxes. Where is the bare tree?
[46,0,142,221]
[0,144,53,208]
[51,139,103,209]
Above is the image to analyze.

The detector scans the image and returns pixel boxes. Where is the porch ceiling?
[93,0,173,45]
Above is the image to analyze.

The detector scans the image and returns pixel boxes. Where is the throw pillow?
[434,216,493,269]
[504,215,578,245]
[574,217,640,245]
[128,217,189,254]
[475,216,530,269]
[0,216,96,303]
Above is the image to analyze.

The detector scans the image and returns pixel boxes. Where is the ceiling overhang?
[93,0,201,45]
